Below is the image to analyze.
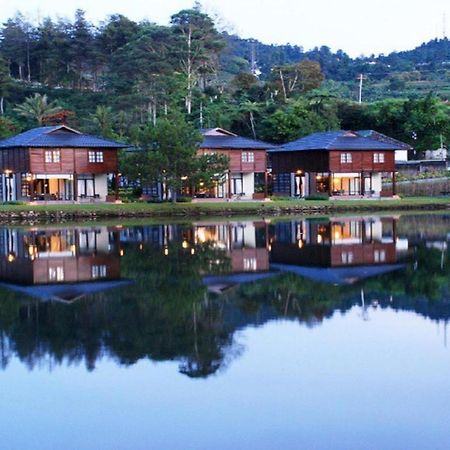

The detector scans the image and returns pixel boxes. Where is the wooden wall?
[29,148,118,174]
[199,148,267,173]
[271,150,396,174]
[329,150,395,172]
[270,151,329,174]
[0,148,30,172]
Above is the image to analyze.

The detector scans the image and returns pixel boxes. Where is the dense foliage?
[0,6,449,159]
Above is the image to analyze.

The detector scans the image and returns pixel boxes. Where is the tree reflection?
[0,215,448,377]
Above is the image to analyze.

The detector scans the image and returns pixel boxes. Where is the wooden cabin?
[0,125,129,202]
[269,130,407,198]
[196,128,274,200]
[0,227,125,302]
[269,216,405,284]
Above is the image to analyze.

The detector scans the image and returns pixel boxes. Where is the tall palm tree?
[13,93,62,125]
[90,105,115,138]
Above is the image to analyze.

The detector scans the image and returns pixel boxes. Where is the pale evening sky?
[0,0,448,57]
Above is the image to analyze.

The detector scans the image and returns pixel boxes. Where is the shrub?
[304,194,329,201]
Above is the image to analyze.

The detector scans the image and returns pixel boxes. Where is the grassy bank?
[0,197,449,222]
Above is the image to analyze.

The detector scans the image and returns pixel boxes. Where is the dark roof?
[0,125,130,149]
[357,130,413,150]
[270,263,405,285]
[200,128,274,150]
[269,130,405,153]
[0,279,132,303]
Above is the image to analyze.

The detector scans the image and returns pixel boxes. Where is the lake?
[0,213,449,450]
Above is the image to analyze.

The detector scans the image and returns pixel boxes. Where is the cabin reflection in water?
[270,216,408,284]
[0,227,124,302]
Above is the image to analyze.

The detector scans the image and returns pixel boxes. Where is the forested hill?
[0,8,449,153]
[222,35,450,81]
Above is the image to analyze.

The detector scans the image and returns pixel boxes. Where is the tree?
[13,93,62,125]
[270,60,324,102]
[0,56,12,114]
[170,6,225,114]
[89,105,116,138]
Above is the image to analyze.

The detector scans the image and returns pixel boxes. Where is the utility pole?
[358,74,367,103]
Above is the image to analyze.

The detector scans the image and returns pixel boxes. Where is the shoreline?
[0,197,449,223]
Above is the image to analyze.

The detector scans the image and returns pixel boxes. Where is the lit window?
[340,153,352,163]
[373,153,385,163]
[88,151,104,163]
[45,151,52,163]
[242,152,254,163]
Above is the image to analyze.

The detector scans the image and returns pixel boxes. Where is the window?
[77,176,95,198]
[243,257,257,271]
[373,153,385,163]
[341,251,354,264]
[92,265,107,279]
[242,152,254,163]
[45,150,60,163]
[340,152,352,163]
[88,151,104,163]
[374,249,386,262]
[49,266,64,282]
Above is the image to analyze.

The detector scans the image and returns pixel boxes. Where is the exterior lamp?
[119,249,124,257]
[298,239,304,249]
[182,240,189,249]
[164,247,169,256]
[181,176,188,181]
[7,252,16,263]
[190,248,195,255]
[296,170,303,175]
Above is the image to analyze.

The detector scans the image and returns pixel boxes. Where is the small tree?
[122,115,228,203]
[13,93,62,125]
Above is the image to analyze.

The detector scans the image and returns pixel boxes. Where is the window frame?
[45,150,60,163]
[373,152,385,163]
[88,151,104,163]
[340,152,352,164]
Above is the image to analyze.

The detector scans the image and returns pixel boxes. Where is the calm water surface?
[0,214,449,450]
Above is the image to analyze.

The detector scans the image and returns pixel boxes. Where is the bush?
[2,201,27,205]
[176,196,192,203]
[304,194,329,201]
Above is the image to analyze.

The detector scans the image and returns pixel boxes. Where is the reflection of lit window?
[92,265,107,279]
[243,257,257,271]
[49,266,64,281]
[341,252,353,264]
[374,249,386,262]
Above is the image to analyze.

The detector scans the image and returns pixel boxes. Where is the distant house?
[0,125,129,202]
[196,128,274,200]
[269,130,405,198]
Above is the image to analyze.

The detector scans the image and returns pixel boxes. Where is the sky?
[0,0,448,57]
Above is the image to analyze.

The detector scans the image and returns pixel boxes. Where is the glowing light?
[317,234,323,244]
[298,239,304,249]
[181,176,188,181]
[164,247,169,256]
[139,243,143,251]
[190,248,195,255]
[119,249,124,256]
[182,240,189,249]
[334,231,341,240]
[7,252,15,263]
[296,169,303,175]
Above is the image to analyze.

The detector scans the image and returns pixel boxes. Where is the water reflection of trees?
[0,217,448,377]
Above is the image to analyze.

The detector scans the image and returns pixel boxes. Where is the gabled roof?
[356,130,413,150]
[0,125,130,149]
[269,130,405,153]
[0,279,132,303]
[200,127,274,150]
[270,263,405,285]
